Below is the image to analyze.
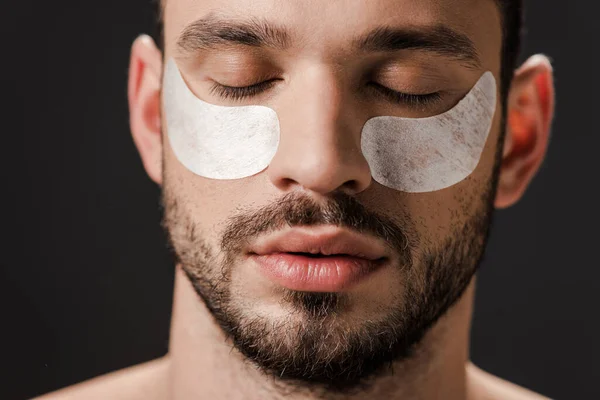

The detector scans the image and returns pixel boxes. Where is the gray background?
[1,1,597,399]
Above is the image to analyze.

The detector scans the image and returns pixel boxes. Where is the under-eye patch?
[163,58,496,193]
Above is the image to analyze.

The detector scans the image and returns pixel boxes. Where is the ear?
[495,54,555,209]
[128,35,163,185]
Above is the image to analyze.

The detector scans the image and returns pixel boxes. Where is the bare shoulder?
[34,357,169,400]
[33,357,550,400]
[467,362,552,400]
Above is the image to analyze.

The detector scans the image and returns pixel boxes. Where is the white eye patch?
[162,58,497,192]
[361,72,497,193]
[162,58,280,180]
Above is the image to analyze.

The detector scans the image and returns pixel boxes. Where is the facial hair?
[161,178,496,394]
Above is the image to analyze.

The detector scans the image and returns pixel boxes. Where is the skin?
[38,0,555,399]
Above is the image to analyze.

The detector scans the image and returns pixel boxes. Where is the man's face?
[160,0,503,392]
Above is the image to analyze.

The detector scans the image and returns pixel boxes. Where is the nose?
[267,65,372,195]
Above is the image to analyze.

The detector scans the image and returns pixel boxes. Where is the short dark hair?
[155,0,523,103]
[496,0,524,103]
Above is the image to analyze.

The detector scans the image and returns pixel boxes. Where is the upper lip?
[247,226,389,261]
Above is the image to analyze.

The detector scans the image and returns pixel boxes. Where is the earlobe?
[128,35,164,185]
[495,54,555,209]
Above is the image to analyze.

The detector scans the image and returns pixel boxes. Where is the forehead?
[163,0,501,70]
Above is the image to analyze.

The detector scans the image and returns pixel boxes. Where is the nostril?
[341,179,361,193]
[267,149,372,194]
[277,177,300,190]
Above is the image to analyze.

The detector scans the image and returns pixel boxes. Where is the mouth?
[247,226,390,292]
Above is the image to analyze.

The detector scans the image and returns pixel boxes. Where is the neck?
[166,266,475,400]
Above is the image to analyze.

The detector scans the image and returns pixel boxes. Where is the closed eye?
[367,83,442,107]
[209,79,279,101]
[209,79,442,107]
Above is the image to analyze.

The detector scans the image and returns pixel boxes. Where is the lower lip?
[251,252,385,292]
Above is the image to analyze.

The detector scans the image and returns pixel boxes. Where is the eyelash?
[368,83,442,107]
[209,80,278,101]
[209,79,442,107]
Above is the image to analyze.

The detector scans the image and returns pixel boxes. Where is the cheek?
[361,116,501,247]
[163,145,233,237]
[163,142,277,240]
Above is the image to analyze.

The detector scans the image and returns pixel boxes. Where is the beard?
[160,175,497,394]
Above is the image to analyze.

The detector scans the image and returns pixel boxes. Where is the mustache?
[220,191,416,260]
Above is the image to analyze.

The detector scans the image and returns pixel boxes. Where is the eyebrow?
[352,25,480,67]
[177,13,291,53]
[177,14,480,68]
